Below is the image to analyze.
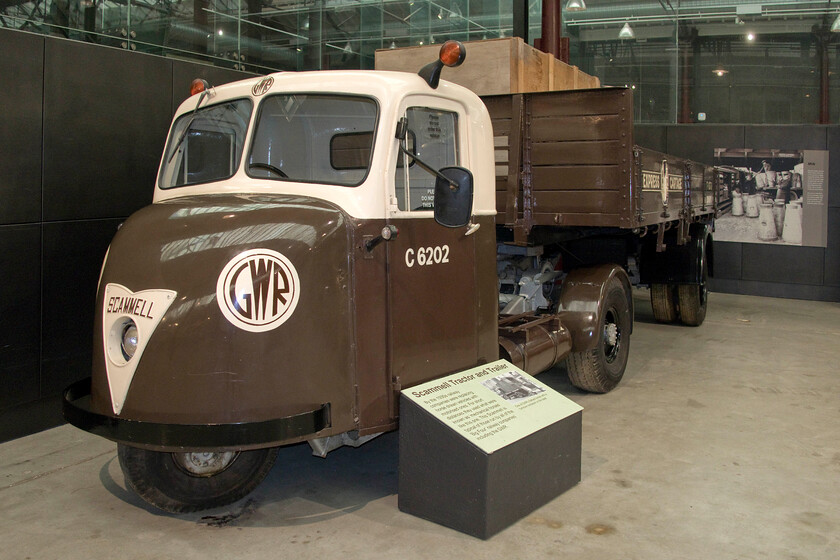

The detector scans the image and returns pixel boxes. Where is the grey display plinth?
[398,393,582,539]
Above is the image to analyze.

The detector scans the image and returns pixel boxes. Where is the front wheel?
[118,444,279,513]
[566,277,631,393]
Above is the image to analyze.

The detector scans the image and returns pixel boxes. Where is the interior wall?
[636,123,840,302]
[0,28,251,443]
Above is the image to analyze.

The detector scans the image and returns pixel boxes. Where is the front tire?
[118,444,279,513]
[566,277,631,393]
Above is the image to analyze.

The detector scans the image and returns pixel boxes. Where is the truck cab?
[65,43,500,513]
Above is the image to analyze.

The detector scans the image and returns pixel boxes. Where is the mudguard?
[555,264,633,353]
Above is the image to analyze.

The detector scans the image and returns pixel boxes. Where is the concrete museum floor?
[1,290,838,559]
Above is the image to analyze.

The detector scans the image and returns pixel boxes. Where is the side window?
[395,107,459,211]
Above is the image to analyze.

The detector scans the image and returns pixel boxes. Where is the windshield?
[247,94,378,187]
[159,99,253,189]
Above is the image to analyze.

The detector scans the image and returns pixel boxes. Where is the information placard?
[402,360,583,454]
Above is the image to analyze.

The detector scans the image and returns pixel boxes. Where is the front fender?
[555,264,633,352]
[82,194,359,450]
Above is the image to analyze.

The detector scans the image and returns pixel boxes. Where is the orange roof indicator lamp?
[439,40,466,67]
[418,40,467,89]
[190,78,211,97]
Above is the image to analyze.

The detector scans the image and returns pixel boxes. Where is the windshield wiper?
[167,88,213,163]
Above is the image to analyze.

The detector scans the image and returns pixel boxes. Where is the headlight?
[121,321,138,360]
[108,317,139,365]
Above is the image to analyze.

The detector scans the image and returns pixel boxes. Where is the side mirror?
[434,166,473,228]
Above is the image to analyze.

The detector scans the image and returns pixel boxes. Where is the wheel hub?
[604,323,618,347]
[173,451,238,477]
[603,310,622,363]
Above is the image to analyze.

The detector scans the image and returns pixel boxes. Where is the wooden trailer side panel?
[484,88,717,240]
[484,88,636,237]
[526,89,635,229]
[635,148,717,228]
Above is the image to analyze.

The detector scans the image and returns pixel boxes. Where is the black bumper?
[63,378,331,449]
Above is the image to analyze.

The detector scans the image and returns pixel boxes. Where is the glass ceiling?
[3,0,839,123]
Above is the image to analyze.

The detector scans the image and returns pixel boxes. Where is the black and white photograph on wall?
[713,149,828,247]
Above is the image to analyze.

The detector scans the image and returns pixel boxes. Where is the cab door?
[385,97,482,398]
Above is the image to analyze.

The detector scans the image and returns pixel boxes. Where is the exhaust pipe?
[498,313,572,375]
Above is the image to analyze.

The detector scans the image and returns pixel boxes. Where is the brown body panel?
[348,220,392,434]
[87,195,497,449]
[484,88,717,236]
[91,195,358,442]
[384,215,498,406]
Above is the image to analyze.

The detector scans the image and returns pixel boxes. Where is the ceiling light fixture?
[713,67,728,77]
[565,0,586,12]
[618,22,635,39]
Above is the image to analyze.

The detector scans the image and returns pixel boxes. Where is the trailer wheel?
[677,250,709,327]
[118,444,279,513]
[650,283,678,323]
[566,277,631,393]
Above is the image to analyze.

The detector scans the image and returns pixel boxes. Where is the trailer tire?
[677,250,709,327]
[118,444,279,513]
[566,277,631,393]
[650,283,678,323]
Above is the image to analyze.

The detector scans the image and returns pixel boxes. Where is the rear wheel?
[118,444,279,513]
[650,283,678,323]
[677,243,709,327]
[566,277,631,393]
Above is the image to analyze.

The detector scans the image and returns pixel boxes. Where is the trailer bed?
[483,88,717,242]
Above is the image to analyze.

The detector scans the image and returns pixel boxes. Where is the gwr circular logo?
[251,76,274,96]
[216,248,300,332]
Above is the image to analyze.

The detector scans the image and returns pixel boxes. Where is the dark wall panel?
[825,207,840,287]
[633,125,667,152]
[709,279,840,302]
[0,31,44,225]
[710,240,741,280]
[666,125,745,165]
[0,396,63,443]
[828,127,840,208]
[744,125,828,152]
[0,225,42,409]
[741,244,825,285]
[40,219,122,395]
[42,40,170,221]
